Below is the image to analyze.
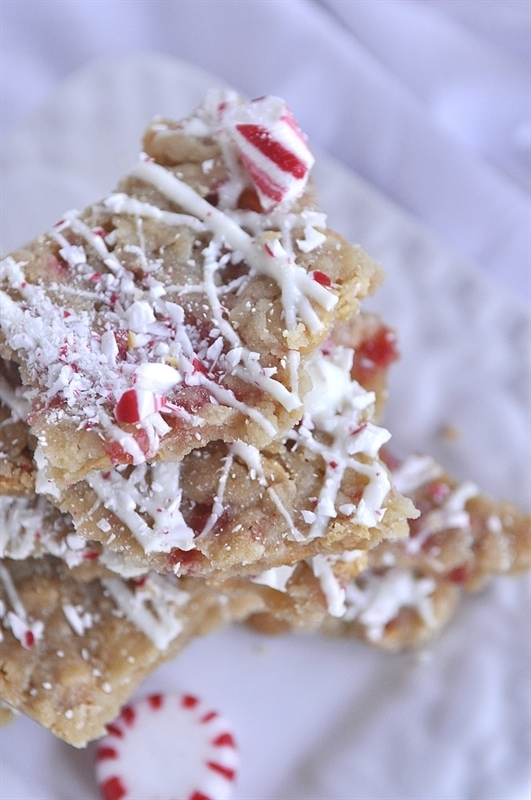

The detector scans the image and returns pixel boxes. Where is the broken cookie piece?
[35,318,414,579]
[0,91,382,487]
[245,453,531,648]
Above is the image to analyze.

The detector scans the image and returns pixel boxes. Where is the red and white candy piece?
[224,95,314,211]
[114,363,182,424]
[95,693,239,800]
[114,389,167,424]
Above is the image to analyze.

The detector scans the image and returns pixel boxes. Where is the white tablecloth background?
[1,0,529,302]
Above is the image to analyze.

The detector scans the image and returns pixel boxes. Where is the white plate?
[1,55,529,800]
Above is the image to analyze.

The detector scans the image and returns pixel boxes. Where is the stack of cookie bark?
[0,92,528,747]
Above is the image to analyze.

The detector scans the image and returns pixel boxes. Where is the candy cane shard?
[221,95,315,211]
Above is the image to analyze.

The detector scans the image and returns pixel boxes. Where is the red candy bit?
[182,694,199,709]
[46,254,68,276]
[352,325,399,382]
[263,242,278,258]
[95,693,238,800]
[311,270,332,287]
[168,547,206,576]
[121,705,136,727]
[114,389,167,424]
[192,357,208,375]
[446,565,472,584]
[185,504,213,534]
[112,329,131,360]
[148,694,164,710]
[103,427,152,466]
[213,733,235,747]
[106,723,124,739]
[82,550,100,561]
[207,762,235,781]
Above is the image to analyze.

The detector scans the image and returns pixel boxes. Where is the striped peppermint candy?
[114,389,167,424]
[224,95,314,211]
[95,693,239,800]
[114,363,182,424]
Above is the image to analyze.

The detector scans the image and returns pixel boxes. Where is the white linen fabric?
[1,0,529,300]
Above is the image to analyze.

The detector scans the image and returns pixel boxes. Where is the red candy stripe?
[100,776,127,800]
[224,96,314,211]
[235,124,309,179]
[114,389,166,424]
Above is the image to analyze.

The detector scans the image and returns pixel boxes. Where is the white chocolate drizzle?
[406,480,478,555]
[392,454,444,495]
[394,455,479,556]
[0,563,44,649]
[80,340,393,560]
[62,603,94,636]
[0,494,100,568]
[86,462,196,554]
[343,567,437,641]
[251,550,367,618]
[101,573,190,650]
[129,159,336,330]
[289,344,392,539]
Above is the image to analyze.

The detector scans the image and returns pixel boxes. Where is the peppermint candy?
[114,389,167,424]
[224,95,314,211]
[114,363,182,424]
[95,693,239,800]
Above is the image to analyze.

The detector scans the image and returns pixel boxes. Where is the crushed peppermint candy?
[114,389,168,425]
[221,94,314,211]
